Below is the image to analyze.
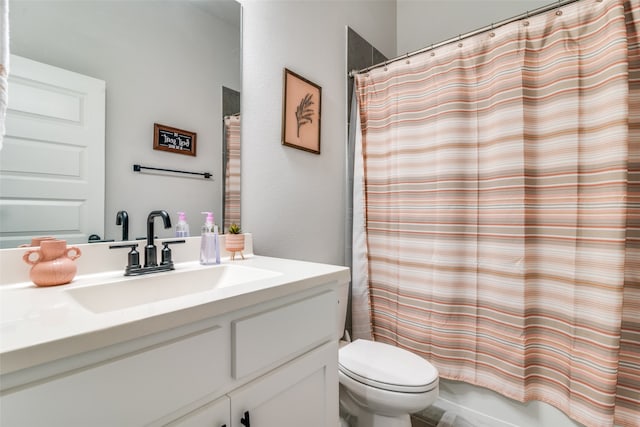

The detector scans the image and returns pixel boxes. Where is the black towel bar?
[133,164,212,179]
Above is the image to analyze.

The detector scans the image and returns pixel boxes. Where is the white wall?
[9,1,241,241]
[398,2,583,427]
[397,0,552,54]
[241,0,396,265]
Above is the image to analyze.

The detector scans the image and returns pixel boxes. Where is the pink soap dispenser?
[175,212,190,237]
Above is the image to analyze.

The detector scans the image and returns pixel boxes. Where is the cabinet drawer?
[0,325,228,426]
[232,290,336,379]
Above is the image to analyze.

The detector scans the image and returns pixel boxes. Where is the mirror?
[2,0,241,246]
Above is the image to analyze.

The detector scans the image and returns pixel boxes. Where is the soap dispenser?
[200,212,218,265]
[213,223,220,264]
[175,212,190,237]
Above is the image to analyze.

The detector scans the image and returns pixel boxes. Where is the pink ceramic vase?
[23,240,82,286]
[225,234,245,260]
[18,236,56,247]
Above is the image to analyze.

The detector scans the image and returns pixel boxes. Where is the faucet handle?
[109,243,141,273]
[162,239,186,245]
[160,240,185,266]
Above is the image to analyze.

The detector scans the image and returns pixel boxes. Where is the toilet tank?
[336,280,349,340]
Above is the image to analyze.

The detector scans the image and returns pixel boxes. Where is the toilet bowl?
[336,283,439,427]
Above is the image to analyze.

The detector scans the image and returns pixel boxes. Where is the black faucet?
[109,209,184,276]
[116,210,129,241]
[144,210,172,267]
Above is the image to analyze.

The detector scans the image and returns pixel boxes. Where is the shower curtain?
[352,1,639,426]
[223,115,241,231]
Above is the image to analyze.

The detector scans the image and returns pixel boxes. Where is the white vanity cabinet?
[170,341,336,427]
[0,285,339,427]
[165,289,339,427]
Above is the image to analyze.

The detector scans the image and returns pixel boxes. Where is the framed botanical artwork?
[153,123,197,156]
[282,68,322,154]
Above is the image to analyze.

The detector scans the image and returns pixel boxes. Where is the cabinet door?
[167,395,230,427]
[229,341,338,427]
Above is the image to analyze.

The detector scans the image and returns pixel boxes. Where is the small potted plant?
[225,223,245,260]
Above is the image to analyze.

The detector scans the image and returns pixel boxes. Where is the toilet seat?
[339,339,438,393]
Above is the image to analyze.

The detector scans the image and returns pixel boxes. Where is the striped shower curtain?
[353,0,639,426]
[223,115,241,232]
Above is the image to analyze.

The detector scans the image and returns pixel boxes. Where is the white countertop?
[0,254,350,376]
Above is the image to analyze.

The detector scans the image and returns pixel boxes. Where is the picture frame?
[282,68,322,154]
[153,123,197,156]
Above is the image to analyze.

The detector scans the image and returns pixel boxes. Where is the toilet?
[336,282,439,427]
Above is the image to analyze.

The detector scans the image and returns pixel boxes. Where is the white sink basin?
[67,264,281,313]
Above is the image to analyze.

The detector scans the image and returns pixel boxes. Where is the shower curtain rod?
[348,0,581,78]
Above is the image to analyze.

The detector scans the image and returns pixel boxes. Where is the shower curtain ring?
[555,0,564,15]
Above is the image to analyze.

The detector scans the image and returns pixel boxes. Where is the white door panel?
[0,55,105,248]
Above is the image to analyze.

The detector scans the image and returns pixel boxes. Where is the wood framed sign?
[282,68,321,154]
[153,123,197,156]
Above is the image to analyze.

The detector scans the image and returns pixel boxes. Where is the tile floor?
[411,406,476,427]
[342,405,474,427]
[411,406,445,427]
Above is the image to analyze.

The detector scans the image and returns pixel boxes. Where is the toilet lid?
[339,339,438,393]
